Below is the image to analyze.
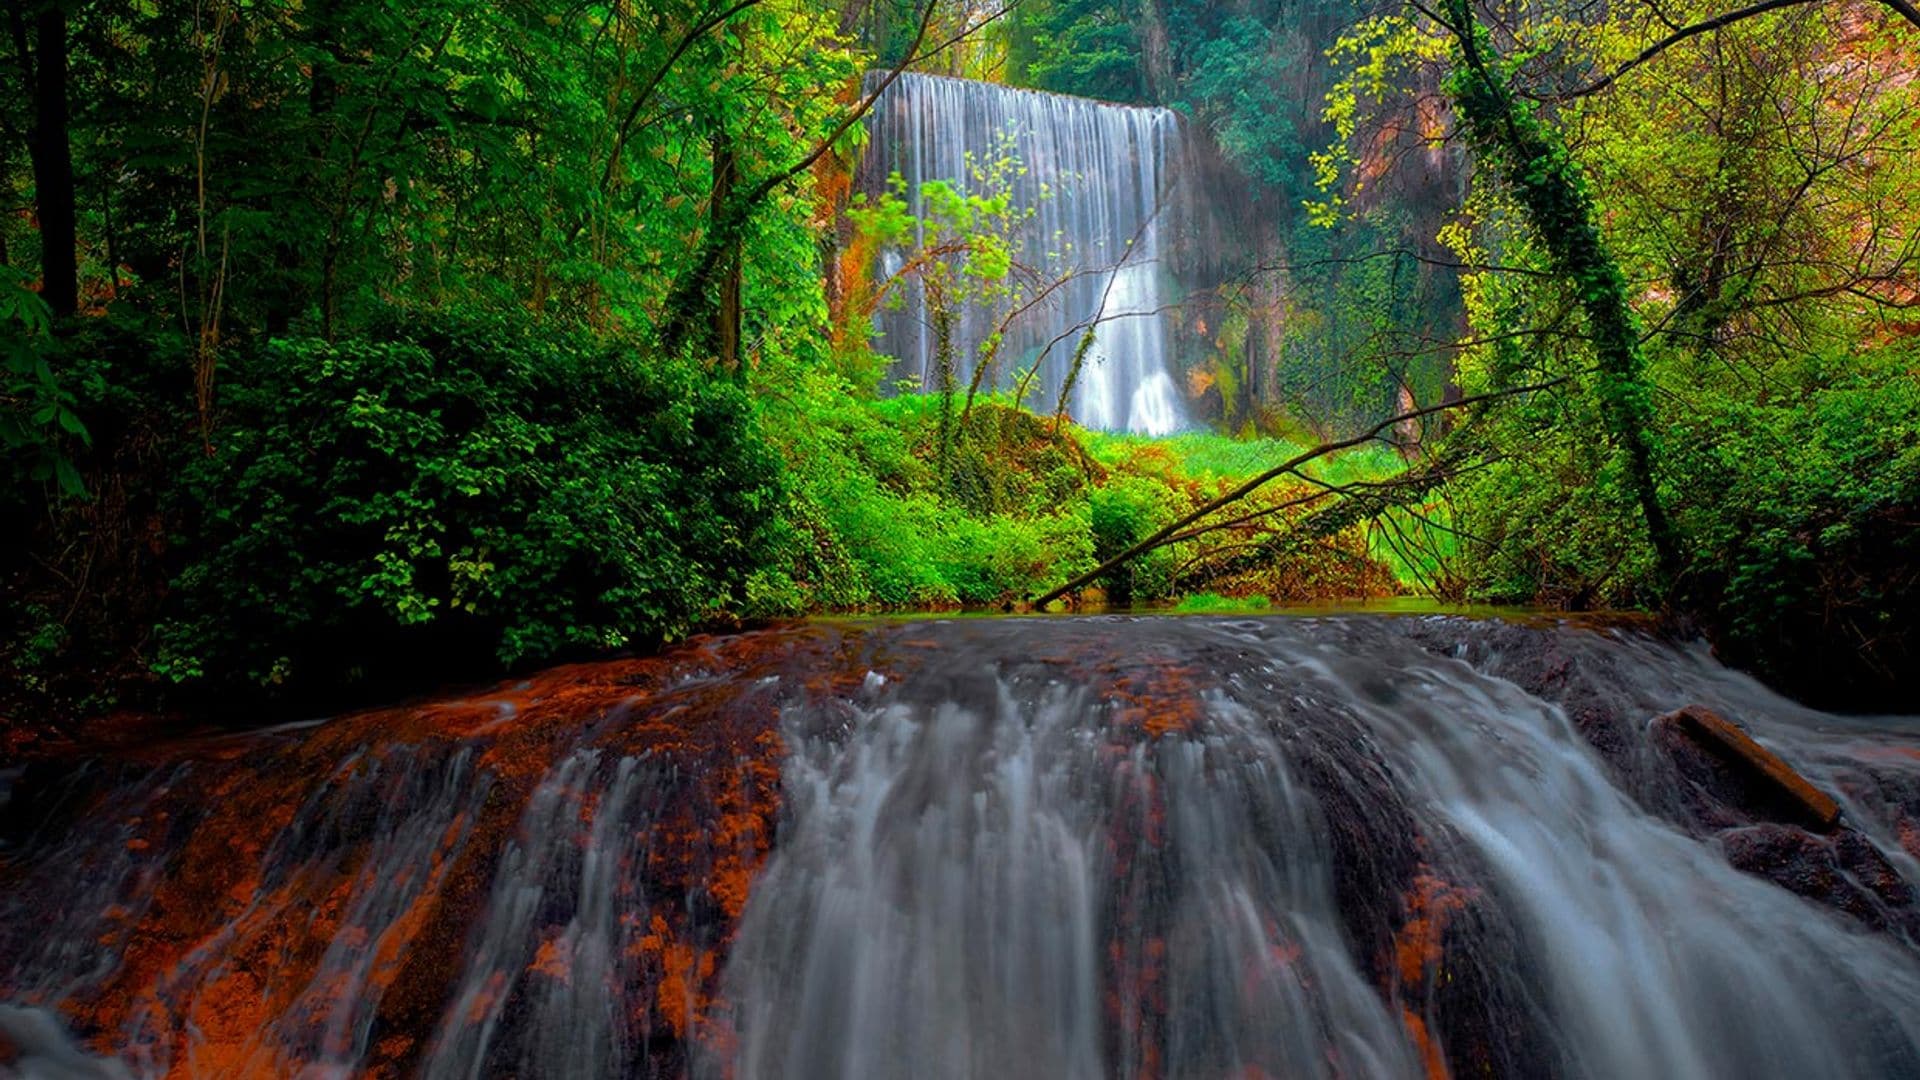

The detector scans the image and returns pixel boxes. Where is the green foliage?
[0,269,88,497]
[0,0,859,341]
[1263,217,1459,434]
[1089,475,1175,603]
[1183,18,1307,189]
[1452,446,1658,609]
[1667,351,1920,704]
[1171,592,1270,613]
[1009,0,1147,102]
[853,172,1025,287]
[747,371,1414,615]
[1445,0,1677,579]
[753,372,1099,609]
[1303,0,1920,702]
[156,309,784,689]
[1449,339,1920,701]
[4,0,1428,722]
[7,0,1911,723]
[853,151,1049,386]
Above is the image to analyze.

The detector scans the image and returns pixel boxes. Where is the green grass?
[1080,429,1407,488]
[1082,427,1437,593]
[1170,592,1272,613]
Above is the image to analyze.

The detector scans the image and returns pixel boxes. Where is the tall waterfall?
[861,73,1189,436]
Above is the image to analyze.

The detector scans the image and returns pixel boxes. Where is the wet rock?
[8,615,1920,1077]
[1395,617,1671,805]
[1718,824,1920,939]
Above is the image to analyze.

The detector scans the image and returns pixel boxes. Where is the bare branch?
[1548,0,1920,100]
[1029,379,1566,609]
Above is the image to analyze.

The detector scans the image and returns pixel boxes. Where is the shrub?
[1089,476,1176,604]
[1670,362,1920,710]
[156,308,785,690]
[1453,337,1920,709]
[0,272,89,497]
[934,510,1092,604]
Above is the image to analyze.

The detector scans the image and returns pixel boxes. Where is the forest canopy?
[3,0,1916,726]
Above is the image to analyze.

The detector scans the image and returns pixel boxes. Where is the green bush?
[156,309,785,689]
[1090,475,1176,604]
[1452,336,1919,708]
[934,510,1092,604]
[1453,448,1657,610]
[1669,360,1920,708]
[756,381,1099,609]
[0,271,90,498]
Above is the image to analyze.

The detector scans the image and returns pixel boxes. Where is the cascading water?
[5,615,1920,1078]
[861,73,1189,435]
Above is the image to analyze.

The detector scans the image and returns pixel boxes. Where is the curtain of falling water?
[861,73,1188,435]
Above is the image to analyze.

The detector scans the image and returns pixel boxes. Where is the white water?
[4,617,1920,1078]
[698,618,1920,1079]
[422,749,647,1079]
[863,73,1189,435]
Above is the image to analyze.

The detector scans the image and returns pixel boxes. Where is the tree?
[1434,0,1684,589]
[849,149,1046,467]
[5,0,76,317]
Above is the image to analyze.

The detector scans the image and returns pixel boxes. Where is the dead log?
[1660,705,1840,832]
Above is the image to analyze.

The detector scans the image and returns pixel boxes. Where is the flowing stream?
[862,74,1190,435]
[3,615,1920,1078]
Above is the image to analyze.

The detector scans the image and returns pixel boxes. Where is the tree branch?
[1028,379,1565,609]
[598,0,765,195]
[1550,0,1920,100]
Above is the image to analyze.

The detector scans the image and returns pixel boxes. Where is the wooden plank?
[1663,705,1841,831]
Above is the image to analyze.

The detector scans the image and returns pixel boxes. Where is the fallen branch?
[1169,455,1463,591]
[1028,379,1563,609]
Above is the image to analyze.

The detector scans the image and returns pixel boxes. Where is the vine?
[1439,0,1684,590]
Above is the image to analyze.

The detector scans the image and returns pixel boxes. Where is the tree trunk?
[932,298,955,472]
[19,3,77,317]
[1441,0,1685,590]
[1051,326,1097,435]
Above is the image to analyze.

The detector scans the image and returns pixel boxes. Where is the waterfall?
[860,73,1189,436]
[6,616,1920,1078]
